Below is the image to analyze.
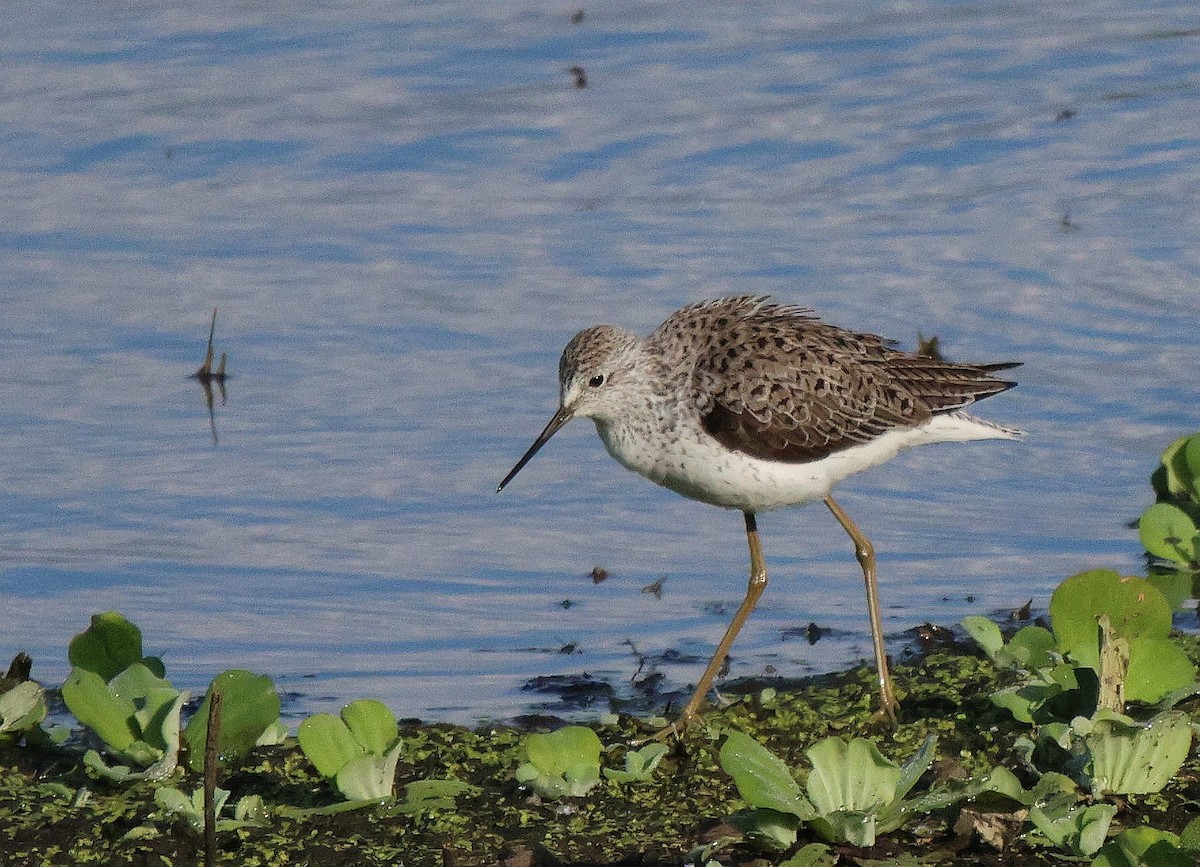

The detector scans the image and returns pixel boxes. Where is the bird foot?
[873,696,901,728]
[632,711,697,745]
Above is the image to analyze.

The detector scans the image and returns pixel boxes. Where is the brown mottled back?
[650,296,1017,462]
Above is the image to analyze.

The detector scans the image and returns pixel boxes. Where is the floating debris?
[567,65,588,88]
[641,577,665,599]
[1,653,32,693]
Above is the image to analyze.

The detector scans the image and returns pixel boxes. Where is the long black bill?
[496,405,575,493]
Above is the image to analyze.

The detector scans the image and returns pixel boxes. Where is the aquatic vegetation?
[181,669,286,772]
[0,681,46,743]
[514,725,603,799]
[62,612,286,785]
[1092,822,1200,867]
[0,638,1194,865]
[60,611,184,780]
[601,741,668,783]
[967,569,1196,802]
[297,699,404,802]
[1140,432,1200,571]
[152,786,266,835]
[64,664,187,782]
[1024,772,1115,857]
[718,731,964,848]
[67,611,166,682]
[1050,570,1195,706]
[1019,709,1194,797]
[395,778,481,815]
[964,569,1197,723]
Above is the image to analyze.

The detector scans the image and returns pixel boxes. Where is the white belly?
[596,412,1021,513]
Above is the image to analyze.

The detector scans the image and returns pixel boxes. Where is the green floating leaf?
[778,842,836,867]
[233,794,266,824]
[334,743,403,801]
[79,682,186,783]
[1005,625,1057,670]
[1093,826,1192,867]
[805,736,935,847]
[1180,815,1200,852]
[154,785,229,834]
[340,698,397,756]
[1146,569,1195,613]
[1124,637,1197,705]
[904,764,1028,817]
[603,742,668,783]
[961,616,1003,658]
[183,670,282,772]
[806,737,900,816]
[110,664,178,754]
[1028,789,1115,857]
[1049,570,1171,670]
[1139,503,1200,568]
[962,617,1057,672]
[1183,435,1200,491]
[1087,710,1193,796]
[726,807,800,852]
[62,668,139,754]
[1158,432,1200,500]
[153,785,265,834]
[719,731,814,819]
[0,681,47,735]
[397,778,480,814]
[68,612,164,682]
[299,713,366,779]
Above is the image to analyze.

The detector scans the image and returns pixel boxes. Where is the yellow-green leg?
[651,511,768,740]
[824,494,899,723]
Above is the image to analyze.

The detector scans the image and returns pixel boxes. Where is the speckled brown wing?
[666,297,1017,463]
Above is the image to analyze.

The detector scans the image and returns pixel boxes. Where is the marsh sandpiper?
[498,295,1021,732]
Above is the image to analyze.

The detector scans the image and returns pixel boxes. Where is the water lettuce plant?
[297,699,403,802]
[0,680,47,743]
[1092,822,1200,867]
[153,786,266,834]
[395,778,481,815]
[1021,709,1195,797]
[67,611,166,682]
[62,613,188,781]
[514,725,602,799]
[181,669,286,772]
[602,741,668,783]
[61,612,287,783]
[964,569,1196,723]
[1049,570,1195,706]
[718,731,960,848]
[1024,771,1115,857]
[1140,432,1200,571]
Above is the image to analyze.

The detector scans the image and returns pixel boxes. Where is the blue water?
[2,0,1199,724]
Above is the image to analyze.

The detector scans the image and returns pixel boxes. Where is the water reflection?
[188,308,229,446]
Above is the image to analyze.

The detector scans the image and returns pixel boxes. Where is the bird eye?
[588,374,605,388]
